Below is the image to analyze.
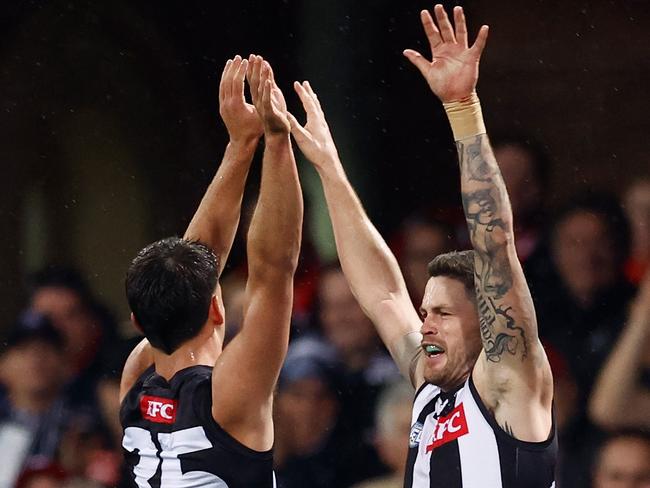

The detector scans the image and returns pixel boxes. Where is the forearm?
[185,138,258,272]
[589,302,650,427]
[247,135,303,275]
[450,96,537,362]
[317,158,415,342]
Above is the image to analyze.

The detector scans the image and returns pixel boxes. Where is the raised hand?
[287,81,339,169]
[403,5,488,102]
[246,55,290,135]
[219,55,263,143]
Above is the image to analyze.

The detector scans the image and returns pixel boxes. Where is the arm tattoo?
[501,421,515,437]
[458,136,528,362]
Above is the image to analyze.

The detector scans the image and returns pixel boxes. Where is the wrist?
[315,155,345,179]
[442,92,486,141]
[264,132,291,146]
[228,135,261,152]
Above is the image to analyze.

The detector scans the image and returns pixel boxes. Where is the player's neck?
[153,328,223,381]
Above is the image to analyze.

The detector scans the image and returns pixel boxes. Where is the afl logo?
[409,421,424,448]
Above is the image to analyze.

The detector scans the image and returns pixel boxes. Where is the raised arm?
[184,55,263,273]
[288,82,423,387]
[119,57,261,402]
[589,273,650,429]
[404,5,552,439]
[210,56,303,451]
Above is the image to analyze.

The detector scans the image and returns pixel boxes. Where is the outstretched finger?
[303,81,323,112]
[293,81,319,118]
[259,62,271,102]
[454,6,468,48]
[421,10,442,54]
[247,55,263,103]
[228,55,242,98]
[434,4,456,43]
[469,25,489,58]
[219,59,234,103]
[403,49,430,78]
[232,58,248,101]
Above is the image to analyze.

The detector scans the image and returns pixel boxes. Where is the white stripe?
[456,385,503,488]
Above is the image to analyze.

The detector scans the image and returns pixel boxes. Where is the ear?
[209,295,225,327]
[130,312,144,334]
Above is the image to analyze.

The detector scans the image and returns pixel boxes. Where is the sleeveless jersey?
[404,376,557,488]
[120,365,275,488]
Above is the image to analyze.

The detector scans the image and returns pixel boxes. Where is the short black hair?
[427,250,476,300]
[125,237,219,354]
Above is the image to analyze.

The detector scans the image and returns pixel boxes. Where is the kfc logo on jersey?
[140,395,177,424]
[425,403,469,452]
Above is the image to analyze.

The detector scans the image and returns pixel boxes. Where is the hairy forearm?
[589,302,650,428]
[317,158,414,341]
[457,132,534,362]
[185,139,258,272]
[247,135,303,274]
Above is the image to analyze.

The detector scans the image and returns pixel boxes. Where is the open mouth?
[422,344,445,358]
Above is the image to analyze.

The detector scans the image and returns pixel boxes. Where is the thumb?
[403,49,430,77]
[287,112,310,143]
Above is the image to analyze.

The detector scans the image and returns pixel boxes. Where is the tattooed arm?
[405,4,552,441]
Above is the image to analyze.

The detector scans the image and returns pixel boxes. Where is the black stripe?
[429,440,462,488]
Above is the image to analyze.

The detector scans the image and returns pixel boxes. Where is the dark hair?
[27,265,118,343]
[552,192,631,264]
[4,311,64,353]
[28,265,94,309]
[125,237,219,354]
[427,250,476,299]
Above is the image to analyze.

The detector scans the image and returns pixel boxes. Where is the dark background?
[0,0,648,326]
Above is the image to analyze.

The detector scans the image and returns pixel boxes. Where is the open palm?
[404,5,488,103]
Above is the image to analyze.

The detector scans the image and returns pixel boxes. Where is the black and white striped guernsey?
[404,376,557,488]
[120,365,276,488]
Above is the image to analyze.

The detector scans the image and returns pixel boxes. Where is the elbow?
[248,242,301,280]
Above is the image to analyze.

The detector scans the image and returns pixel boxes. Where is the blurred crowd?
[1,137,649,487]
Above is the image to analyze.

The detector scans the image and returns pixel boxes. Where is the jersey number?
[123,426,229,487]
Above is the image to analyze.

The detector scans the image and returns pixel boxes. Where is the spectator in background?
[546,344,594,488]
[589,271,650,431]
[591,431,650,488]
[27,266,119,408]
[397,217,456,304]
[0,313,76,485]
[531,193,635,398]
[352,380,413,488]
[623,179,650,284]
[273,340,381,488]
[304,263,399,438]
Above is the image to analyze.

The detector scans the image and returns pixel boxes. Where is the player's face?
[419,276,482,391]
